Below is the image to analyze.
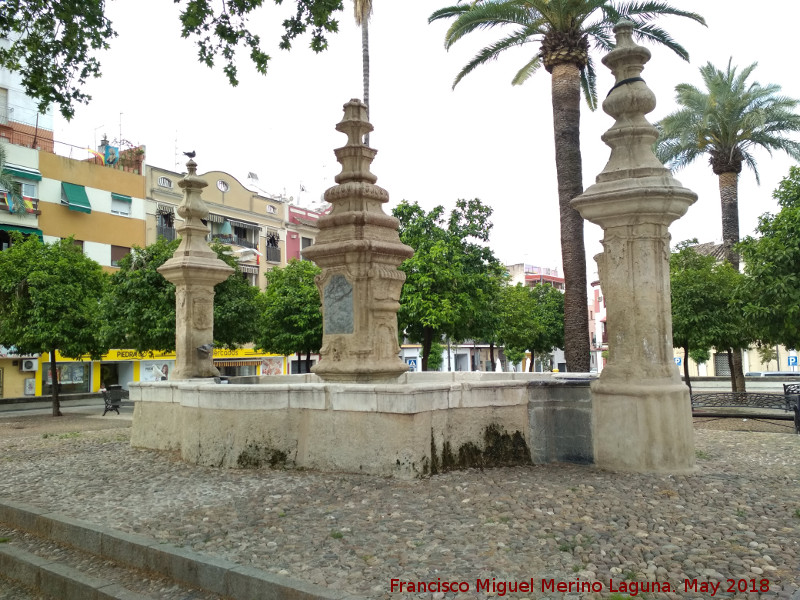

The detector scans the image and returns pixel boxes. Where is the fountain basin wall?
[130,372,594,478]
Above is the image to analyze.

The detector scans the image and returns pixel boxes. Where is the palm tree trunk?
[550,63,590,373]
[718,171,740,271]
[718,171,746,391]
[362,20,370,147]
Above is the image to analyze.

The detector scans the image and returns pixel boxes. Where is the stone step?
[0,526,223,599]
[0,499,359,600]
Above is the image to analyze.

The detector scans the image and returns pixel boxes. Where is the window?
[157,212,174,228]
[0,87,7,124]
[111,245,130,267]
[110,194,131,216]
[157,176,172,188]
[216,179,229,192]
[267,205,276,214]
[300,236,313,260]
[20,182,37,198]
[73,239,84,251]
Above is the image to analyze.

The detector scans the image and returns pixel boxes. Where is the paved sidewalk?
[1,412,799,599]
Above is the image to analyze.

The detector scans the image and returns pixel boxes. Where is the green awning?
[111,193,132,203]
[0,224,43,241]
[62,183,91,214]
[2,165,42,181]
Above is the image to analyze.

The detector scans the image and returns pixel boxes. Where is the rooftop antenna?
[119,113,123,144]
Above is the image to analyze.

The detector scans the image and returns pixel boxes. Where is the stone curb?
[0,498,361,600]
[0,544,150,600]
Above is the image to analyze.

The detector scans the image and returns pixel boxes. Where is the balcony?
[0,196,40,215]
[265,245,281,263]
[210,233,257,249]
[156,225,177,241]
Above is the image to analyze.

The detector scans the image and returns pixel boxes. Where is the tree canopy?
[255,258,323,369]
[102,238,261,352]
[394,198,506,371]
[670,241,751,392]
[497,282,564,372]
[739,166,800,350]
[0,0,344,119]
[0,234,108,414]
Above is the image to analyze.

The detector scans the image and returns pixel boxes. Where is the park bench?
[102,385,128,416]
[690,388,800,434]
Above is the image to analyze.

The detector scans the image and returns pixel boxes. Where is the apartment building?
[146,164,286,289]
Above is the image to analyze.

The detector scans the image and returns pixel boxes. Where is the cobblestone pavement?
[1,411,799,599]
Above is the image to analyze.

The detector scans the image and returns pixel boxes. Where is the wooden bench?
[691,390,800,433]
[102,386,128,416]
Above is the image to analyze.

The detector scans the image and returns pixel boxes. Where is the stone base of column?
[591,380,696,473]
[312,357,408,383]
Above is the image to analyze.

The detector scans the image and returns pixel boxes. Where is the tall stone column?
[303,99,414,382]
[158,159,234,380]
[571,21,697,473]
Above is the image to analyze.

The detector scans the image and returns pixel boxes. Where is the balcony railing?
[0,196,40,215]
[156,225,177,241]
[265,245,281,263]
[210,233,257,249]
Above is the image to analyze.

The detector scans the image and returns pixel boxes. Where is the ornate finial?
[186,158,197,175]
[332,99,377,185]
[603,19,650,83]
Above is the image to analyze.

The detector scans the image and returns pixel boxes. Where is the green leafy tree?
[0,0,344,119]
[427,340,445,372]
[498,283,564,372]
[0,235,108,416]
[738,166,800,350]
[255,259,323,372]
[394,198,506,371]
[102,238,261,352]
[656,60,800,270]
[429,0,704,373]
[670,242,751,393]
[654,56,800,392]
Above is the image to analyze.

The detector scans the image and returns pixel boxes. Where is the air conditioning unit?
[20,359,38,372]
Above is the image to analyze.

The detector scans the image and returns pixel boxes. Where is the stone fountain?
[130,101,594,477]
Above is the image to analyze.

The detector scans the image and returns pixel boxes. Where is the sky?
[53,0,800,275]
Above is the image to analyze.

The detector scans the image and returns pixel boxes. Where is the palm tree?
[429,0,704,372]
[354,0,372,146]
[656,60,800,271]
[656,59,800,393]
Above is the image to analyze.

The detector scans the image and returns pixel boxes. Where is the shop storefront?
[32,348,287,396]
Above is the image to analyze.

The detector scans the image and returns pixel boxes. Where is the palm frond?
[511,55,542,86]
[615,1,706,26]
[353,0,372,25]
[453,29,534,88]
[630,22,689,61]
[441,2,542,50]
[581,56,598,111]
